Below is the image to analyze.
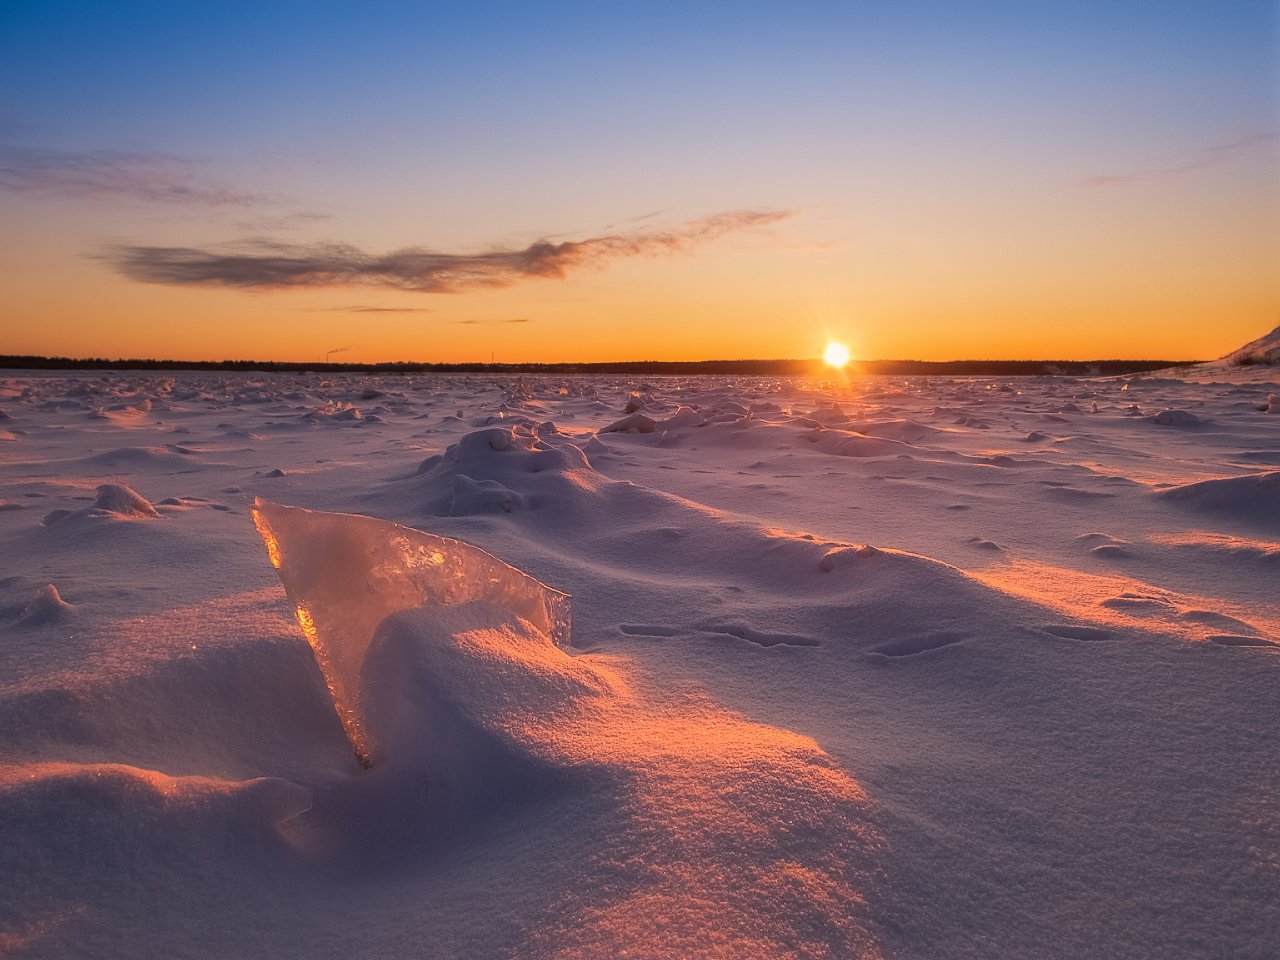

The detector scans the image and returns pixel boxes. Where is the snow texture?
[1,330,1278,959]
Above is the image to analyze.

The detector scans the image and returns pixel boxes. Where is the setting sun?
[823,342,851,368]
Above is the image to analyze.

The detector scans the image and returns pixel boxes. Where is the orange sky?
[2,3,1277,362]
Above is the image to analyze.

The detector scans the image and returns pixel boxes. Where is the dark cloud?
[1082,132,1277,188]
[455,318,532,325]
[101,209,792,293]
[0,147,270,206]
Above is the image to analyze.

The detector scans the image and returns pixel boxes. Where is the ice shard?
[252,498,571,766]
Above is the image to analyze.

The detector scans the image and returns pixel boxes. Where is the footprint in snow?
[619,624,683,638]
[1204,635,1277,648]
[869,631,968,658]
[1100,593,1175,614]
[703,623,821,648]
[1041,624,1115,641]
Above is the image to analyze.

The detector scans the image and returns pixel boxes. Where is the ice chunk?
[600,412,657,434]
[94,483,160,518]
[1149,409,1200,426]
[252,498,571,766]
[21,583,73,624]
[658,406,707,430]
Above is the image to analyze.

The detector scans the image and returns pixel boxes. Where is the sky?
[1,0,1276,362]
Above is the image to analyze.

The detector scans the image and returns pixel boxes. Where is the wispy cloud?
[455,318,532,325]
[101,209,792,293]
[1082,132,1277,188]
[305,305,433,314]
[235,211,330,232]
[600,209,665,231]
[0,147,270,206]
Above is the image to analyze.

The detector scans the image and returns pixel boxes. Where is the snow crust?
[1,339,1278,958]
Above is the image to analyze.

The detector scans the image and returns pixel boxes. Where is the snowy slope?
[1159,324,1280,386]
[1221,324,1280,366]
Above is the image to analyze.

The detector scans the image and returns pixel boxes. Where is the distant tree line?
[0,355,1196,377]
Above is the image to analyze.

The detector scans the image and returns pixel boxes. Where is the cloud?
[455,318,532,325]
[235,211,331,232]
[1082,132,1277,188]
[101,209,792,293]
[0,147,271,206]
[305,305,433,314]
[600,209,665,231]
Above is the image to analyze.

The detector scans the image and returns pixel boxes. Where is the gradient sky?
[1,0,1276,362]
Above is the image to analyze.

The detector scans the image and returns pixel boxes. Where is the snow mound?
[355,601,880,958]
[413,424,600,516]
[657,405,707,430]
[600,411,658,433]
[1157,471,1280,531]
[0,763,310,931]
[252,499,572,766]
[449,475,525,514]
[395,433,1058,663]
[849,419,945,443]
[39,483,162,527]
[303,401,364,423]
[806,428,917,458]
[360,601,611,788]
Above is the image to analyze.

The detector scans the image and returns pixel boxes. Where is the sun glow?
[823,342,851,368]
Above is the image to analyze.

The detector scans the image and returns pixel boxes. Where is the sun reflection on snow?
[973,558,1278,643]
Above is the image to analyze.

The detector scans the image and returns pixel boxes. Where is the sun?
[823,341,851,368]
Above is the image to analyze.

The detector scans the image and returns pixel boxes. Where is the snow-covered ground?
[1,353,1278,959]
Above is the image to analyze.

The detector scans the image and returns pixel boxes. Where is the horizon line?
[0,353,1204,373]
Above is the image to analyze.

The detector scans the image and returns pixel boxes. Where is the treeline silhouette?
[0,355,1195,376]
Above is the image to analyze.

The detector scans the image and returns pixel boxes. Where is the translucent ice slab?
[252,499,571,766]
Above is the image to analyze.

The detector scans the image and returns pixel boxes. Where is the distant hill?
[1221,325,1280,367]
[0,355,1196,377]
